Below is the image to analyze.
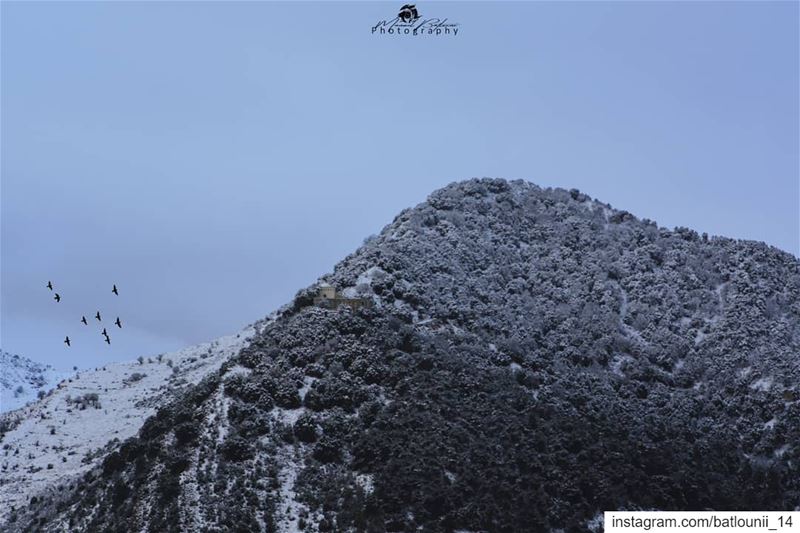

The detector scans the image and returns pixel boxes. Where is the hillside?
[0,352,74,414]
[6,178,799,532]
[0,325,258,525]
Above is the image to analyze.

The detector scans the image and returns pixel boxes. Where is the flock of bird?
[47,281,123,347]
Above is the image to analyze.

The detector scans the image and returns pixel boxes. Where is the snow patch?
[610,354,634,377]
[750,377,773,392]
[693,331,707,346]
[298,376,317,401]
[774,444,790,458]
[586,512,604,532]
[272,407,305,426]
[341,266,387,298]
[356,473,375,495]
[222,364,252,379]
[274,447,311,533]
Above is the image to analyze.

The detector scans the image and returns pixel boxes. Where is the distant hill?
[6,178,799,532]
[0,351,73,414]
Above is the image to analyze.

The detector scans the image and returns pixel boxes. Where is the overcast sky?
[2,1,798,369]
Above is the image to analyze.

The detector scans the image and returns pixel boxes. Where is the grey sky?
[2,1,798,369]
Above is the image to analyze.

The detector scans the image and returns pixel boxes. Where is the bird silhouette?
[54,293,61,303]
[47,281,53,291]
[81,316,88,325]
[101,328,108,336]
[95,311,102,321]
[64,336,71,347]
[104,336,111,345]
[115,317,122,328]
[112,284,119,295]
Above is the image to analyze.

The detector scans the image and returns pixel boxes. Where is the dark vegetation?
[65,393,102,411]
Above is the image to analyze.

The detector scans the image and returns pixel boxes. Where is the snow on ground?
[274,447,308,533]
[614,282,649,347]
[586,512,604,532]
[774,444,790,459]
[750,377,773,392]
[179,458,205,532]
[214,387,232,445]
[270,376,316,427]
[356,473,375,495]
[609,354,634,378]
[0,326,255,524]
[271,406,305,427]
[341,266,387,301]
[693,330,708,346]
[1,351,75,414]
[298,376,316,401]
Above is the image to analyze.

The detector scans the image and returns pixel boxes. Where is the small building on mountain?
[313,283,373,311]
[316,283,337,301]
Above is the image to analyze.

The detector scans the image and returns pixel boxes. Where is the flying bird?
[81,316,88,325]
[104,336,111,345]
[95,311,102,321]
[64,336,71,347]
[47,281,53,291]
[54,293,61,303]
[112,284,118,295]
[101,327,108,336]
[115,317,122,328]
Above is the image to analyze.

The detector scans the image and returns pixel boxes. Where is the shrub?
[174,422,200,445]
[312,436,342,463]
[293,413,318,443]
[124,372,147,385]
[67,393,102,410]
[221,436,254,462]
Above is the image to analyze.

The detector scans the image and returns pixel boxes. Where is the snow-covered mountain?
[0,324,260,525]
[4,179,799,531]
[0,351,74,414]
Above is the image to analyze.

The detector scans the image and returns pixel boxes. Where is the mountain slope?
[0,326,258,525]
[8,178,800,532]
[0,352,73,414]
